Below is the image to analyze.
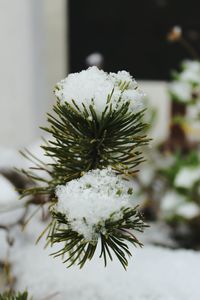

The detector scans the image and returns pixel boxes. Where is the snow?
[0,173,28,226]
[138,162,156,186]
[168,60,200,102]
[138,222,177,248]
[10,224,200,300]
[55,168,136,241]
[176,202,200,219]
[160,190,200,220]
[54,67,145,117]
[0,146,23,169]
[0,208,26,228]
[24,137,53,182]
[160,191,185,217]
[174,166,200,188]
[180,60,200,84]
[0,161,199,299]
[0,174,19,210]
[169,81,192,102]
[0,230,8,261]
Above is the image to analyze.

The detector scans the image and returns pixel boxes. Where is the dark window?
[69,0,200,79]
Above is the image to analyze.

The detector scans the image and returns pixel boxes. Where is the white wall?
[0,0,67,148]
[140,81,170,145]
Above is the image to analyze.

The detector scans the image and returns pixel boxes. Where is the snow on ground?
[0,170,27,227]
[0,144,200,300]
[9,217,200,300]
[0,136,51,173]
[0,174,20,210]
[0,147,23,170]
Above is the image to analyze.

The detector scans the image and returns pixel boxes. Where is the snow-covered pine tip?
[55,168,136,240]
[54,66,145,117]
[49,168,147,269]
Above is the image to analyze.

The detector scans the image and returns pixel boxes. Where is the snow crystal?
[109,70,137,88]
[54,67,145,117]
[55,168,135,241]
[174,166,200,188]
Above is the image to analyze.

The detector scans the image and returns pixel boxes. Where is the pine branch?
[19,96,149,269]
[48,207,147,270]
[20,100,149,199]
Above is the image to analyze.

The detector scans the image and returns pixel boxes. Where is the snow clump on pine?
[55,168,137,241]
[54,67,145,117]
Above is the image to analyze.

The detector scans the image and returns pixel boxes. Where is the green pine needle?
[0,291,30,300]
[20,100,149,199]
[20,99,149,269]
[48,206,147,270]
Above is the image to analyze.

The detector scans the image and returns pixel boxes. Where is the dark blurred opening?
[69,0,200,79]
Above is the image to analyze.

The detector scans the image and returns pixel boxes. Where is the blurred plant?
[136,28,200,248]
[0,291,30,300]
[169,60,200,104]
[167,25,199,60]
[158,151,200,217]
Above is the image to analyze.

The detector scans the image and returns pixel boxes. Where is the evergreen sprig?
[20,95,149,269]
[20,100,149,199]
[48,206,147,270]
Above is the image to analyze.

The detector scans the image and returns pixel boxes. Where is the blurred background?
[0,0,67,147]
[2,0,200,148]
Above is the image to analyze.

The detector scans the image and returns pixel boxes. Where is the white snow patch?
[160,191,185,215]
[168,60,200,102]
[55,168,135,241]
[175,166,200,189]
[0,175,19,210]
[169,81,192,102]
[176,202,200,219]
[0,230,8,261]
[11,233,200,300]
[0,147,23,169]
[160,190,200,220]
[180,60,200,84]
[54,67,145,117]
